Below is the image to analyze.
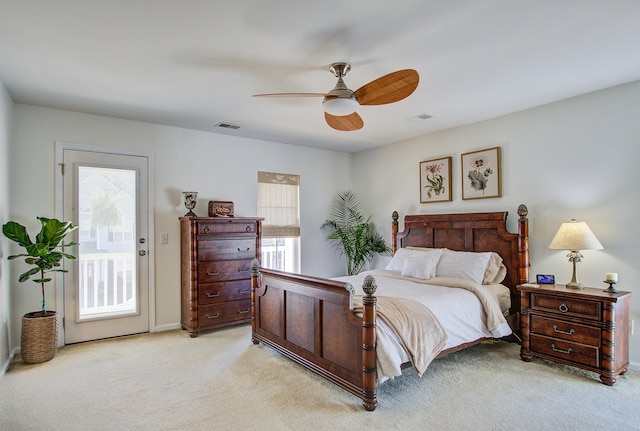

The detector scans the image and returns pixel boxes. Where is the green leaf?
[2,222,32,248]
[18,267,40,283]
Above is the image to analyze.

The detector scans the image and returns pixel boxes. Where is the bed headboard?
[391,204,530,319]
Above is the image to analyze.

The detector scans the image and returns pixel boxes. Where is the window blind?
[257,171,300,238]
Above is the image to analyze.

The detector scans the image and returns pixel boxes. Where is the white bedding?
[333,269,512,383]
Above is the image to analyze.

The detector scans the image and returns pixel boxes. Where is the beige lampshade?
[549,219,603,251]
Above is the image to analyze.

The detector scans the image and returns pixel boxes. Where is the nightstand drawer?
[531,293,600,321]
[530,334,599,368]
[530,315,600,346]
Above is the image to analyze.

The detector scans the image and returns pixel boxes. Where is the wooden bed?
[250,205,530,411]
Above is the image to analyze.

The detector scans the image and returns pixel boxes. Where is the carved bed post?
[517,204,530,284]
[361,275,378,411]
[250,258,260,345]
[391,211,399,254]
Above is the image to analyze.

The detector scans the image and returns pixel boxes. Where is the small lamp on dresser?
[548,218,603,288]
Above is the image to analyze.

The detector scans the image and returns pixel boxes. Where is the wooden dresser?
[518,283,631,385]
[180,216,262,337]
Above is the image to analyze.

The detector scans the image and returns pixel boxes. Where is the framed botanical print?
[420,156,452,203]
[461,146,501,200]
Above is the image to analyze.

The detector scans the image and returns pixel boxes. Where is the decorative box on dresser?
[518,283,631,385]
[180,216,262,337]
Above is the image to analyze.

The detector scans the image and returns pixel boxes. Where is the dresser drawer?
[198,300,252,326]
[197,238,256,261]
[199,280,252,305]
[530,293,601,321]
[198,259,253,282]
[530,315,600,347]
[530,334,599,368]
[198,221,257,235]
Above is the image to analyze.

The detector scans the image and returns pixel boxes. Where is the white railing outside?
[261,247,287,271]
[78,252,136,318]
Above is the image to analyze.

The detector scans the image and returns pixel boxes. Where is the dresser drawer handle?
[553,325,575,335]
[245,226,252,232]
[203,226,211,233]
[558,303,569,313]
[206,313,221,319]
[238,268,250,273]
[237,247,251,252]
[237,308,251,314]
[206,292,221,298]
[238,288,250,294]
[206,270,220,276]
[551,344,572,355]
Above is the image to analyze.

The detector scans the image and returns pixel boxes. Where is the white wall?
[353,80,640,366]
[0,81,13,370]
[8,105,351,345]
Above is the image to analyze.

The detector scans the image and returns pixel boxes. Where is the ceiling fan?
[253,62,419,131]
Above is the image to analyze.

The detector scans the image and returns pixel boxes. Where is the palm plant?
[321,191,391,275]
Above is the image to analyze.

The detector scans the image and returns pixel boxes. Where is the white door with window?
[57,144,152,344]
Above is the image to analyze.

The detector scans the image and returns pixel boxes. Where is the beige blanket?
[354,295,447,377]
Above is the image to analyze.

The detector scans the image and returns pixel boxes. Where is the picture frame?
[420,156,452,203]
[461,146,502,200]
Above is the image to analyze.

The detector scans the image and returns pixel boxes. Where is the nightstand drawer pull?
[206,313,221,319]
[551,344,572,355]
[558,303,569,313]
[206,270,220,276]
[553,325,575,335]
[237,268,250,273]
[237,308,250,314]
[237,247,251,252]
[238,288,250,294]
[206,292,221,298]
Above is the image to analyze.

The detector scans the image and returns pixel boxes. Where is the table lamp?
[548,219,603,288]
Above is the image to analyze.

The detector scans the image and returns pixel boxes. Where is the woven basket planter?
[21,311,58,364]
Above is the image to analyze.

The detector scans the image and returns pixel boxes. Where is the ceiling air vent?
[408,113,433,123]
[215,122,240,130]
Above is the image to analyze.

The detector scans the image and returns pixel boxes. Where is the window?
[257,171,300,273]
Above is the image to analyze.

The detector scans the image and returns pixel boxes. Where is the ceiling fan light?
[322,97,359,116]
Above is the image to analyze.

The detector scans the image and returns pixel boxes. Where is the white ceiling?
[1,1,639,153]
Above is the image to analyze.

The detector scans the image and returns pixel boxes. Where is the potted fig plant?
[2,217,78,364]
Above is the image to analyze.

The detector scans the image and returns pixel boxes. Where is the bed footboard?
[250,259,378,411]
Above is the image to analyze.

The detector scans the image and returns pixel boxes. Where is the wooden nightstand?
[518,283,632,385]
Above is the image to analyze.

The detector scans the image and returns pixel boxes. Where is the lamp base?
[566,281,583,289]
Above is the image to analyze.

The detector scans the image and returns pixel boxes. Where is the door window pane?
[77,166,137,319]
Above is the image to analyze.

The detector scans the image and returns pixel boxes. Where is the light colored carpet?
[1,325,639,431]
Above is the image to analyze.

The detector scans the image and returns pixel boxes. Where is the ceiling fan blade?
[324,112,364,131]
[354,69,419,105]
[253,92,335,98]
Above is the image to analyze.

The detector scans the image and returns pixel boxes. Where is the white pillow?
[386,248,443,273]
[435,249,492,285]
[400,250,442,280]
[385,248,412,272]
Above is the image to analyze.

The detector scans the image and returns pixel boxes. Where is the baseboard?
[154,322,181,332]
[1,347,19,376]
[628,361,640,372]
